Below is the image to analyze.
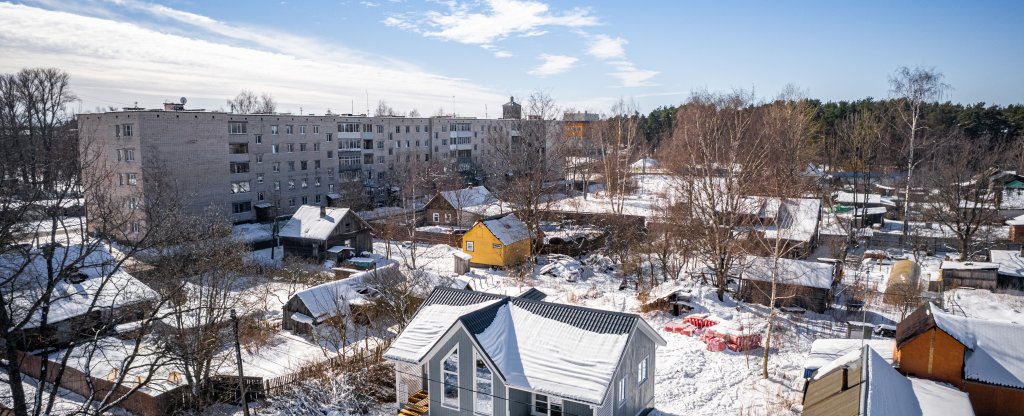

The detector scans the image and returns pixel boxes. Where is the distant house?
[385,287,666,416]
[938,261,999,290]
[803,338,895,379]
[989,249,1024,289]
[803,345,974,416]
[737,256,836,313]
[0,244,158,349]
[895,303,1024,416]
[423,186,510,228]
[629,158,664,174]
[748,197,823,258]
[283,264,402,333]
[1005,214,1024,242]
[278,205,373,260]
[987,170,1024,211]
[461,214,533,268]
[834,191,894,209]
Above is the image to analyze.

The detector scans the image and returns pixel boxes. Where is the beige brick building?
[77,101,524,237]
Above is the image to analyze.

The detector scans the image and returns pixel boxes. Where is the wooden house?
[0,244,159,349]
[939,261,999,290]
[988,249,1024,289]
[803,345,974,416]
[737,256,836,313]
[278,205,373,260]
[282,264,402,333]
[422,186,510,228]
[895,303,1024,416]
[1006,215,1024,242]
[385,287,666,416]
[461,214,533,268]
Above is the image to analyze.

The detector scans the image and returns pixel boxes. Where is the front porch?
[398,389,428,416]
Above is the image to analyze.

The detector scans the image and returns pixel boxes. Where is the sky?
[0,0,1021,118]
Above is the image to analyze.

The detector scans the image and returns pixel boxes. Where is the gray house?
[385,288,665,416]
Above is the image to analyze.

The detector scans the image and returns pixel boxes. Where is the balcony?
[338,132,361,140]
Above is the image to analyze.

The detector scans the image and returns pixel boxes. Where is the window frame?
[474,351,494,415]
[638,355,648,385]
[441,346,460,410]
[466,241,474,252]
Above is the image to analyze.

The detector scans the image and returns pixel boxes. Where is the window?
[255,134,262,144]
[377,156,384,164]
[474,354,493,415]
[119,173,137,186]
[272,162,280,172]
[285,125,293,134]
[231,181,250,194]
[405,126,410,133]
[376,125,383,133]
[274,181,280,190]
[326,132,332,141]
[327,150,333,159]
[301,196,308,204]
[271,144,280,154]
[257,192,265,201]
[256,174,263,183]
[432,213,439,222]
[339,123,360,132]
[533,394,562,416]
[415,125,421,133]
[466,241,474,252]
[288,179,295,190]
[120,124,133,137]
[300,161,308,171]
[327,168,333,177]
[314,143,320,151]
[617,377,625,406]
[445,213,451,222]
[442,348,459,409]
[315,194,321,204]
[288,161,295,171]
[228,143,248,154]
[492,243,501,249]
[315,177,321,187]
[231,201,252,213]
[288,198,296,207]
[129,222,141,234]
[300,178,308,188]
[124,197,139,210]
[255,154,263,163]
[117,148,136,162]
[228,122,247,134]
[395,126,401,133]
[271,125,279,135]
[299,125,306,134]
[315,160,321,169]
[377,141,383,149]
[314,125,320,134]
[638,356,648,385]
[363,123,372,132]
[300,143,307,152]
[230,162,249,174]
[287,143,294,152]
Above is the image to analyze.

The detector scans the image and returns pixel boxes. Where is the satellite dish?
[179,97,187,105]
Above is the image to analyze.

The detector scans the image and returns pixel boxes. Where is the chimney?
[320,204,327,218]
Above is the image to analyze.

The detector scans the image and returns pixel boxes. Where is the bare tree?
[596,99,647,213]
[374,100,398,117]
[889,66,949,240]
[227,90,276,114]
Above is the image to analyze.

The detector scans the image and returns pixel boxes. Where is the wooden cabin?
[938,261,999,290]
[737,256,836,313]
[895,303,1024,416]
[278,205,373,260]
[422,186,510,228]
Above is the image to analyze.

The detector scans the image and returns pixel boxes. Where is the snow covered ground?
[233,222,273,243]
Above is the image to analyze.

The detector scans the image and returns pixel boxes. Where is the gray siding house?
[385,288,665,416]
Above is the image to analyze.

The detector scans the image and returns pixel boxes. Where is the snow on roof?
[805,339,895,373]
[757,198,821,243]
[836,191,883,205]
[453,251,472,261]
[293,264,400,320]
[480,214,530,245]
[0,244,158,329]
[929,305,1024,389]
[438,186,509,217]
[740,256,835,290]
[631,158,659,169]
[908,377,975,416]
[989,250,1024,278]
[864,348,925,416]
[278,205,355,240]
[384,297,502,363]
[939,261,999,271]
[474,303,629,404]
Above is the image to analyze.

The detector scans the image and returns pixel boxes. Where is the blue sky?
[0,0,1021,117]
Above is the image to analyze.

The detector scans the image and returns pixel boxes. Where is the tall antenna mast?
[365,90,369,116]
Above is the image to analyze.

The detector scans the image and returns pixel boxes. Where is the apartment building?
[77,101,525,235]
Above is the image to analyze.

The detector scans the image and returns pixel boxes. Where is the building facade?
[78,101,528,235]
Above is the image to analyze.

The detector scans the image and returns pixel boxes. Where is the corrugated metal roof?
[515,287,547,301]
[421,287,504,308]
[510,297,637,335]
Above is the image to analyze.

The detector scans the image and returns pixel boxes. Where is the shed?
[461,214,533,268]
[884,260,922,306]
[282,264,402,333]
[737,256,836,313]
[453,251,471,275]
[939,261,999,290]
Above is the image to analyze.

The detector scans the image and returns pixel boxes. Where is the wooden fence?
[262,344,386,395]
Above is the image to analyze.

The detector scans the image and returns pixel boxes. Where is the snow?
[480,214,530,245]
[384,299,501,363]
[755,198,822,243]
[944,288,1024,323]
[804,339,895,377]
[864,348,922,416]
[908,378,975,416]
[453,251,472,261]
[233,222,273,243]
[835,191,886,206]
[294,263,399,320]
[988,249,1024,278]
[416,225,469,234]
[0,243,158,329]
[356,205,413,221]
[740,256,835,289]
[939,261,999,270]
[278,205,353,240]
[437,186,510,217]
[474,303,630,405]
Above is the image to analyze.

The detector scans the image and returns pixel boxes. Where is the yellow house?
[461,214,532,267]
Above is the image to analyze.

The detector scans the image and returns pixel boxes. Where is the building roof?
[899,304,1024,389]
[740,256,835,290]
[384,287,665,405]
[804,338,895,375]
[755,197,822,243]
[0,244,158,329]
[292,264,400,321]
[939,261,1000,271]
[437,186,509,218]
[279,205,358,240]
[479,214,530,245]
[990,250,1024,278]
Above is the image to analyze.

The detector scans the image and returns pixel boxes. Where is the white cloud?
[493,51,514,58]
[608,61,659,87]
[0,3,504,115]
[529,54,578,76]
[384,0,597,46]
[587,34,626,60]
[360,1,380,7]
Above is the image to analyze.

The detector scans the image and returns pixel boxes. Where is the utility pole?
[230,309,251,416]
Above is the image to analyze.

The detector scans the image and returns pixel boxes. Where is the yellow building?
[461,214,532,268]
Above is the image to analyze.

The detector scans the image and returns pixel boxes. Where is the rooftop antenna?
[180,97,187,105]
[365,90,369,116]
[351,99,354,115]
[299,106,303,115]
[452,95,456,117]
[485,104,488,119]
